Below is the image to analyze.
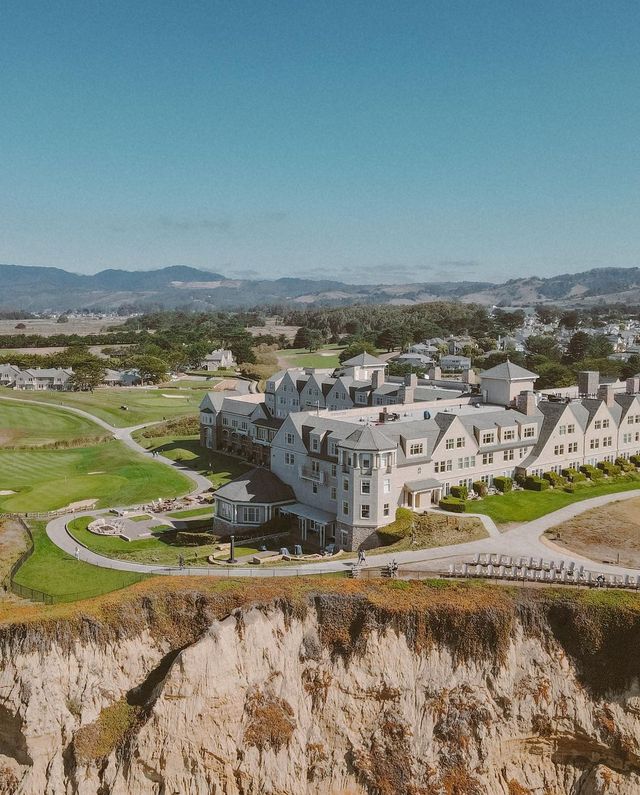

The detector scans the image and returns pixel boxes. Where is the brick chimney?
[371,369,384,389]
[597,384,615,407]
[578,370,599,397]
[401,373,417,404]
[516,390,537,416]
[626,376,640,395]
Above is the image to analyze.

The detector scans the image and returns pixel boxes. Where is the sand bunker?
[0,490,16,495]
[61,499,98,511]
[161,393,189,398]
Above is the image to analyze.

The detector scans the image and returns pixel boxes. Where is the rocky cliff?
[2,578,640,795]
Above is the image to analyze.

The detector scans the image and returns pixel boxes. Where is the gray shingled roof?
[214,468,295,504]
[340,425,395,451]
[480,360,538,380]
[342,352,387,367]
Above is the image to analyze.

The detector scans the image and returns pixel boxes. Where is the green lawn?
[167,506,213,519]
[0,401,107,447]
[0,385,210,427]
[0,440,192,513]
[132,432,250,488]
[12,521,147,602]
[276,345,345,369]
[471,477,640,524]
[67,516,259,565]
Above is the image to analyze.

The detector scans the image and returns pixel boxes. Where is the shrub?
[472,480,487,497]
[597,461,621,476]
[616,457,635,472]
[543,471,565,487]
[524,475,550,491]
[563,481,592,493]
[514,472,526,487]
[449,485,468,500]
[562,468,586,482]
[580,464,603,480]
[377,508,414,544]
[493,476,513,493]
[439,497,466,513]
[175,531,214,546]
[630,454,640,467]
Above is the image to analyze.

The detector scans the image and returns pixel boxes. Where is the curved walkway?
[46,490,640,579]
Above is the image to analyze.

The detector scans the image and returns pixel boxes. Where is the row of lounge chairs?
[444,558,640,589]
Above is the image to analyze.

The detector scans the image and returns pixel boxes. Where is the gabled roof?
[480,360,538,380]
[340,425,395,451]
[342,352,387,367]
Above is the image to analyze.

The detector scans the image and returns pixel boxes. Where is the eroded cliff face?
[2,584,640,795]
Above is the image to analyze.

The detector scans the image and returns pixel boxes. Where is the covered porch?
[404,478,443,509]
[280,503,336,549]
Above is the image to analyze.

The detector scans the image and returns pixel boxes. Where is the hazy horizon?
[3,1,640,284]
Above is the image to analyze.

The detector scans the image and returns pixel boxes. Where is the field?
[0,401,107,447]
[11,521,147,601]
[0,317,126,336]
[0,440,192,512]
[67,516,260,565]
[0,385,210,427]
[275,345,345,370]
[545,496,640,568]
[472,478,640,525]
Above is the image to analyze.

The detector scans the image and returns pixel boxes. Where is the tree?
[493,309,525,333]
[131,355,167,384]
[338,340,378,364]
[526,335,561,361]
[535,306,559,325]
[587,334,614,359]
[68,361,106,392]
[621,355,640,380]
[565,331,591,363]
[559,310,580,330]
[376,328,400,352]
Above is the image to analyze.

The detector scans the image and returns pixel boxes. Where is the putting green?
[0,441,191,512]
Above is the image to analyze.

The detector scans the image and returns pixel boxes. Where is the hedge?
[631,455,640,467]
[562,468,586,483]
[597,461,621,476]
[543,471,565,487]
[472,480,487,497]
[493,476,513,493]
[377,508,414,544]
[175,531,215,546]
[524,475,550,491]
[449,485,468,500]
[616,457,635,472]
[439,497,466,513]
[580,464,603,480]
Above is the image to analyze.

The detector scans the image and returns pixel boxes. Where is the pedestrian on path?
[74,546,80,561]
[358,549,366,565]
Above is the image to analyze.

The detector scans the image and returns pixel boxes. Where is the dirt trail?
[0,517,29,590]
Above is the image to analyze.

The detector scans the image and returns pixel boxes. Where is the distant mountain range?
[2,263,640,311]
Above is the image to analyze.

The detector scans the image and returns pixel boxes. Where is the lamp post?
[228,534,236,564]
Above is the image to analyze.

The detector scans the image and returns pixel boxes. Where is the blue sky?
[2,1,640,284]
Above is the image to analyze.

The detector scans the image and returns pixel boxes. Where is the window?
[217,501,232,519]
[240,421,248,431]
[503,449,514,461]
[383,478,391,493]
[445,439,454,450]
[286,432,294,445]
[243,506,260,524]
[342,501,349,515]
[603,436,613,447]
[360,504,370,519]
[231,419,238,429]
[594,420,602,430]
[457,456,476,469]
[284,452,295,465]
[523,426,535,438]
[554,444,564,456]
[383,503,390,517]
[312,483,318,494]
[329,442,338,457]
[361,480,371,494]
[311,438,319,451]
[590,439,600,449]
[502,429,515,441]
[456,436,465,448]
[558,425,566,436]
[222,416,229,426]
[331,464,337,477]
[481,432,494,445]
[343,479,349,491]
[330,487,337,500]
[481,453,493,465]
[568,442,578,453]
[410,443,424,455]
[602,419,610,429]
[624,433,632,444]
[567,424,575,434]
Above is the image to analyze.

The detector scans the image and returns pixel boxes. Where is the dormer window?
[502,429,515,441]
[481,432,495,445]
[409,443,424,455]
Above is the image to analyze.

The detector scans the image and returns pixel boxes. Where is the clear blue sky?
[2,1,640,284]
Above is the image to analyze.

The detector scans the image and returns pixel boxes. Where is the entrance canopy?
[404,478,441,493]
[280,502,336,526]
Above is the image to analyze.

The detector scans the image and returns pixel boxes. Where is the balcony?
[300,465,326,484]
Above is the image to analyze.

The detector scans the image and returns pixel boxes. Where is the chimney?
[404,373,418,388]
[626,376,640,395]
[401,373,417,404]
[371,369,384,389]
[597,384,615,407]
[428,365,442,381]
[516,390,537,416]
[578,370,599,397]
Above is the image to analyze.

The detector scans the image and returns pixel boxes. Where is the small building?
[440,354,472,371]
[14,368,73,391]
[0,364,21,387]
[213,468,295,532]
[202,349,236,371]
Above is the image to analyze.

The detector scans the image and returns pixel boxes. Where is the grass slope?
[275,345,345,369]
[0,385,209,427]
[12,521,146,601]
[472,478,640,524]
[0,440,191,512]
